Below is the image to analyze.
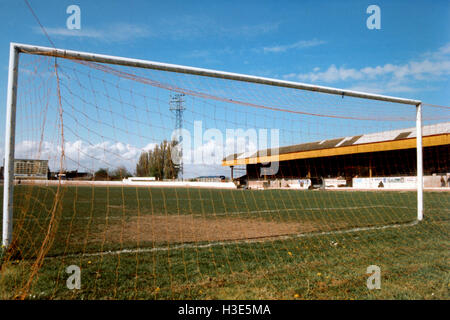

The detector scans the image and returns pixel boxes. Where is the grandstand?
[223,122,450,189]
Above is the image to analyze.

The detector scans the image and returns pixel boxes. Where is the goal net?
[1,43,449,299]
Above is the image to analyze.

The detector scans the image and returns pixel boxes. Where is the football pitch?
[1,185,449,299]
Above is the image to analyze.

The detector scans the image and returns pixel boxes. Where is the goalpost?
[4,42,444,301]
[2,43,424,248]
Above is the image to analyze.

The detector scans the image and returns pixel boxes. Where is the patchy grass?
[0,185,448,299]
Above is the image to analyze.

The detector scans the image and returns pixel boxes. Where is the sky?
[0,0,449,177]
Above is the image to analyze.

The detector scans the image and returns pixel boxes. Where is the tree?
[136,152,149,177]
[163,140,179,179]
[94,168,109,180]
[110,166,132,180]
[136,140,180,180]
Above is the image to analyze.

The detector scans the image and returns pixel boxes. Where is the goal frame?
[2,42,424,248]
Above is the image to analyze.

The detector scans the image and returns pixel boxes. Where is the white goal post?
[2,42,424,248]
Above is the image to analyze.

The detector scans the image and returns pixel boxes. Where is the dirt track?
[96,214,318,244]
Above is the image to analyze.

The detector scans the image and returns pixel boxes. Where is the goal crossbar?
[2,42,424,248]
[12,42,421,105]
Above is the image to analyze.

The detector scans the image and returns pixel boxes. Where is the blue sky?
[1,0,449,100]
[0,0,449,175]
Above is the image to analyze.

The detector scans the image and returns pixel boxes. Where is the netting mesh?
[0,51,449,299]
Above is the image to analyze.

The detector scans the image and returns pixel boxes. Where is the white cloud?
[34,23,153,42]
[180,133,258,167]
[293,64,364,82]
[180,134,259,178]
[7,135,256,178]
[11,139,157,173]
[263,39,326,53]
[289,60,450,83]
[283,43,450,94]
[35,19,279,43]
[36,27,103,38]
[5,127,272,178]
[438,43,450,55]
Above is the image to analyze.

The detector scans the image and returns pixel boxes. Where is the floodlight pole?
[0,42,426,247]
[2,44,19,248]
[416,103,423,221]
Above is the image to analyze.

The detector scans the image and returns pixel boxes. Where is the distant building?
[195,176,226,182]
[65,170,93,180]
[223,122,449,189]
[14,159,48,180]
[48,170,93,180]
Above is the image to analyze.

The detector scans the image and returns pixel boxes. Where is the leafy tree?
[110,166,132,180]
[136,152,149,177]
[136,140,179,180]
[94,168,109,180]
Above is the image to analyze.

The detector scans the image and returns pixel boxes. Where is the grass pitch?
[0,185,449,299]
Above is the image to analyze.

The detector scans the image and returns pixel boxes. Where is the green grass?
[0,185,449,299]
